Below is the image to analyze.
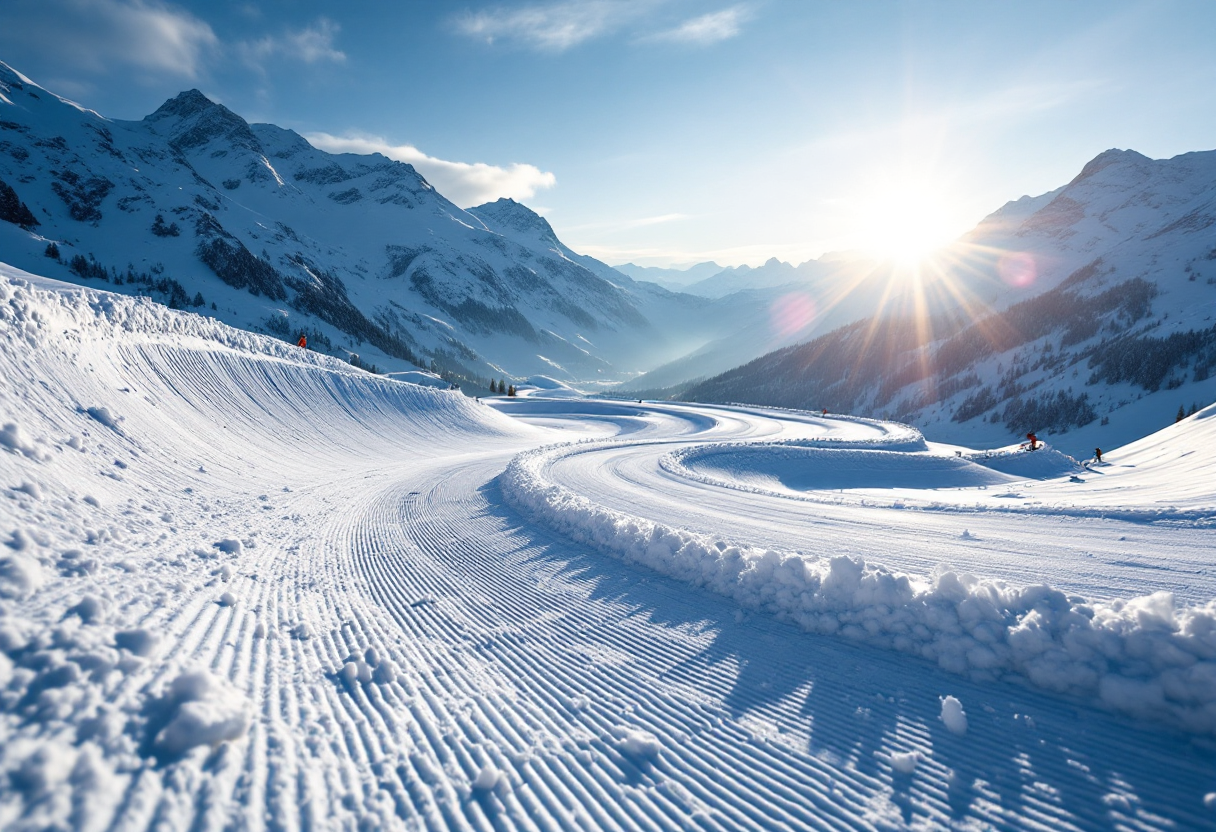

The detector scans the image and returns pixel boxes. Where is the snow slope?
[4,264,1216,830]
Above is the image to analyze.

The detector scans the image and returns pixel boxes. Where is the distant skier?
[1094,447,1103,463]
[297,334,307,349]
[1024,431,1039,451]
[822,408,828,417]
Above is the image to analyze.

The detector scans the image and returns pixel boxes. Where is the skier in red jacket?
[297,334,307,349]
[1025,431,1039,451]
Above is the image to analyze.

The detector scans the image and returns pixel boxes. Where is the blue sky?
[2,0,1215,267]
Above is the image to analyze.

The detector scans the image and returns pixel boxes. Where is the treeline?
[195,213,287,300]
[877,269,1155,408]
[49,247,208,311]
[1085,324,1216,391]
[0,178,38,227]
[999,390,1096,434]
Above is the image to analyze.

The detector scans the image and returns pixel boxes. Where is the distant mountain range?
[677,148,1216,455]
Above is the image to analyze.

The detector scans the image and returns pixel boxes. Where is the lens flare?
[998,252,1036,287]
[771,293,817,339]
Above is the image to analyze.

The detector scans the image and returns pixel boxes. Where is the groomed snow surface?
[2,263,1216,830]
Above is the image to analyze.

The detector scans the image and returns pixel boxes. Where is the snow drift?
[503,438,1216,736]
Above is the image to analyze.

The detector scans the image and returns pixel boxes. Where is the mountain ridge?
[0,62,753,387]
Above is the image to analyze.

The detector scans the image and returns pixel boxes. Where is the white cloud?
[304,132,557,207]
[646,6,751,45]
[564,213,689,232]
[452,0,657,51]
[239,18,346,66]
[0,0,218,78]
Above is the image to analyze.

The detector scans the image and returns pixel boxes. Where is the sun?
[856,181,963,270]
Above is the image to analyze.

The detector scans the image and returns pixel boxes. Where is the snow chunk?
[66,594,105,624]
[1205,792,1216,809]
[940,696,968,736]
[0,422,45,460]
[154,669,251,757]
[889,750,921,774]
[217,591,237,607]
[0,552,45,599]
[372,660,398,685]
[213,538,243,554]
[472,766,501,791]
[85,406,121,430]
[14,481,42,499]
[115,628,160,657]
[8,741,76,798]
[617,728,661,760]
[340,660,372,685]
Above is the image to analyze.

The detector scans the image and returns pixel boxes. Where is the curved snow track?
[3,269,1216,830]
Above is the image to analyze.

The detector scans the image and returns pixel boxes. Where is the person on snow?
[1025,431,1039,451]
[1094,447,1103,463]
[297,334,307,349]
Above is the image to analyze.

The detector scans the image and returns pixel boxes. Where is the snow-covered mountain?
[0,61,738,387]
[680,148,1216,456]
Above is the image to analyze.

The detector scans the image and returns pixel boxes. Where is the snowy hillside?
[3,263,1216,829]
[680,148,1216,456]
[0,61,745,387]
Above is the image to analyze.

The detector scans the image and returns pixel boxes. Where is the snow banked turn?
[2,264,1215,830]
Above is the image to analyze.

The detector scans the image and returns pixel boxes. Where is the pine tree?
[45,242,59,259]
[507,384,516,397]
[1176,404,1187,423]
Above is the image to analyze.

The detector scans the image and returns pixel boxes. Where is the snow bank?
[663,436,1216,524]
[503,442,1216,736]
[518,375,584,398]
[963,444,1083,479]
[677,445,1018,491]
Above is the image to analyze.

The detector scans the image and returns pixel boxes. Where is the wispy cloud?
[451,0,752,52]
[238,18,346,67]
[564,213,689,232]
[644,5,751,46]
[452,0,653,51]
[305,133,557,207]
[0,0,218,79]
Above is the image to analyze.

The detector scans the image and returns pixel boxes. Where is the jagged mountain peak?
[468,197,559,247]
[144,89,261,153]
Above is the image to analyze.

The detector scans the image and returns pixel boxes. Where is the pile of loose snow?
[153,670,250,758]
[503,441,1216,735]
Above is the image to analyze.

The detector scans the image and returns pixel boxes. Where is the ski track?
[3,274,1216,830]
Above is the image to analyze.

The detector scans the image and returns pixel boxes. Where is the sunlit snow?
[2,263,1216,830]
